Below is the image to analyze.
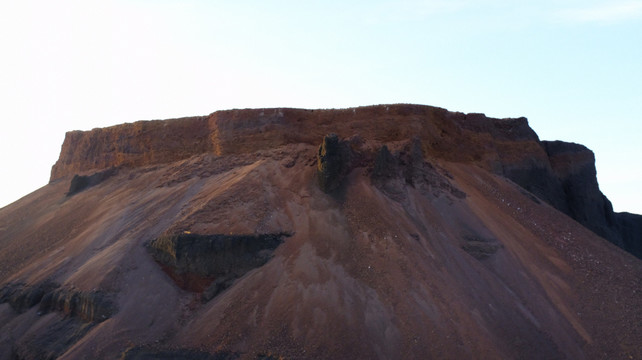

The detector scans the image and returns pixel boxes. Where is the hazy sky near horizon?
[1,0,641,213]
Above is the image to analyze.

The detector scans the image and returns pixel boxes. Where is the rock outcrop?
[67,168,117,196]
[513,140,640,258]
[48,104,640,258]
[147,233,289,299]
[1,282,117,359]
[49,106,545,181]
[316,134,351,193]
[0,282,59,313]
[542,142,617,235]
[1,103,639,359]
[50,116,213,181]
[38,287,116,323]
[372,145,397,181]
[0,282,116,323]
[617,212,642,258]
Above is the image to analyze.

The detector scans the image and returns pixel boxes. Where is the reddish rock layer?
[50,116,212,181]
[49,104,640,258]
[50,105,543,181]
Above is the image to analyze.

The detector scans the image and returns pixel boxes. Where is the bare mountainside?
[0,104,640,359]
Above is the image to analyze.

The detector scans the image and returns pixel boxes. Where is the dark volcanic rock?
[317,134,351,193]
[372,145,397,181]
[501,164,569,213]
[38,288,116,323]
[543,141,617,238]
[616,212,642,259]
[541,141,642,257]
[499,139,641,259]
[461,236,503,260]
[369,140,466,201]
[67,167,117,196]
[0,282,115,322]
[0,282,59,313]
[399,138,425,185]
[147,233,288,296]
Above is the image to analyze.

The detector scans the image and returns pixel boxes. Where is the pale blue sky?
[1,0,640,213]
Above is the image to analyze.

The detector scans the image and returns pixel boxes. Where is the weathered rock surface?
[38,288,116,323]
[49,105,545,182]
[460,235,503,260]
[48,105,640,257]
[147,233,288,298]
[0,282,59,313]
[542,141,616,235]
[50,116,212,181]
[67,168,117,196]
[0,282,116,323]
[0,104,639,359]
[316,134,351,193]
[616,212,642,258]
[372,145,397,181]
[540,141,639,258]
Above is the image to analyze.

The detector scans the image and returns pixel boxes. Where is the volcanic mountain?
[0,104,640,359]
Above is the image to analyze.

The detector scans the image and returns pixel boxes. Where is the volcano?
[0,104,640,359]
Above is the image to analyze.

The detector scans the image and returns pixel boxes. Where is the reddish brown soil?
[0,105,640,359]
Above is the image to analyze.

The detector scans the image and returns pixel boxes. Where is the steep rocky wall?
[0,282,116,323]
[147,232,288,300]
[542,141,618,240]
[50,116,212,180]
[48,104,640,258]
[541,141,642,258]
[50,105,543,181]
[617,213,642,258]
[503,140,640,258]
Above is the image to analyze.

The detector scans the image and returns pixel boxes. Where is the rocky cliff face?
[2,104,638,360]
[543,142,618,237]
[50,116,213,181]
[504,140,640,259]
[617,212,642,257]
[51,106,543,181]
[50,104,640,258]
[147,232,288,300]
